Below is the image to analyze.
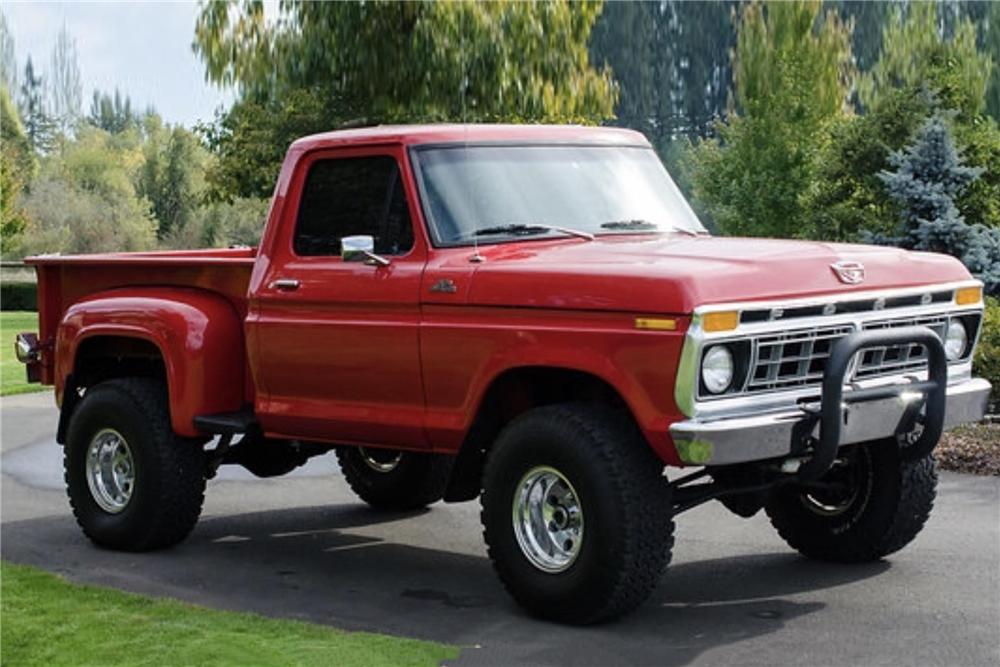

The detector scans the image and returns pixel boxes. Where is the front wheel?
[65,378,207,551]
[765,439,937,562]
[481,403,674,625]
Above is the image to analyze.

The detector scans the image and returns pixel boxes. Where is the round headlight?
[702,345,735,394]
[945,319,968,361]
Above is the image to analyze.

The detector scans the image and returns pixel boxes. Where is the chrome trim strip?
[693,280,982,316]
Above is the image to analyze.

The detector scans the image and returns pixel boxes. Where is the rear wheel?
[65,378,207,551]
[766,439,937,562]
[481,403,674,625]
[336,446,452,510]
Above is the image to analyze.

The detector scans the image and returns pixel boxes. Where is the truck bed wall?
[29,249,256,402]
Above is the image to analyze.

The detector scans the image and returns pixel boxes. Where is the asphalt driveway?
[2,391,998,666]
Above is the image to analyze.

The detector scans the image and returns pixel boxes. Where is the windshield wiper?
[473,223,594,241]
[600,219,702,237]
[600,219,659,231]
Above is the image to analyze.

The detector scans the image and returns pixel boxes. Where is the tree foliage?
[88,89,141,135]
[197,88,343,201]
[18,56,55,154]
[1,11,17,94]
[871,115,999,294]
[1,85,33,254]
[49,23,82,139]
[138,115,209,238]
[590,1,737,145]
[20,126,157,256]
[195,0,615,124]
[162,196,270,250]
[807,1,1000,241]
[689,1,853,238]
[859,2,991,119]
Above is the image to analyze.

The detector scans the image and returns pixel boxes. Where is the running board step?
[193,407,258,435]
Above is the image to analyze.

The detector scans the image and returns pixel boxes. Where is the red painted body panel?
[24,125,977,467]
[418,304,691,465]
[56,288,245,437]
[28,254,255,405]
[246,144,430,448]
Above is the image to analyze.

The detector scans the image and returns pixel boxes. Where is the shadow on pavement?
[1,504,890,667]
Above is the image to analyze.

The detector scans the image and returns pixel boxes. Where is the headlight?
[945,319,968,361]
[702,345,735,394]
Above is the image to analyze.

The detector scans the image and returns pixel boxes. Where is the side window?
[293,156,415,257]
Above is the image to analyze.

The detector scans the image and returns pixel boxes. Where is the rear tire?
[765,439,937,562]
[336,447,452,511]
[481,403,674,625]
[65,378,207,551]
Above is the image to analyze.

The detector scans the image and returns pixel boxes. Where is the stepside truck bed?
[27,247,256,389]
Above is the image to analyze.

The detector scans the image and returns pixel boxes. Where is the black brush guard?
[796,325,947,481]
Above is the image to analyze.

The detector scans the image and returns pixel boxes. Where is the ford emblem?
[831,261,865,285]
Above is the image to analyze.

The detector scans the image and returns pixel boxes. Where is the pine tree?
[18,56,55,153]
[875,114,1000,294]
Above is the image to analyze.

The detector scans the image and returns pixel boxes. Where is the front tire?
[65,378,207,551]
[481,403,674,625]
[336,446,452,511]
[766,439,937,562]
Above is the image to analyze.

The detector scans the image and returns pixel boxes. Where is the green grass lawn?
[1,311,48,396]
[1,562,459,667]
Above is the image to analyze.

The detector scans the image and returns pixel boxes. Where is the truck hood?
[465,235,973,313]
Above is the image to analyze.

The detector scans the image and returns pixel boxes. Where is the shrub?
[975,296,1000,407]
[0,283,37,311]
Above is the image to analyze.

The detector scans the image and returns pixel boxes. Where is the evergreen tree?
[874,115,1000,294]
[88,89,139,134]
[18,56,55,153]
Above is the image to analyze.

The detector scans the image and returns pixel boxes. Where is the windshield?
[412,144,707,247]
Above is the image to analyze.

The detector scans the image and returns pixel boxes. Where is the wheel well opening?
[57,337,168,445]
[74,337,167,389]
[443,367,633,503]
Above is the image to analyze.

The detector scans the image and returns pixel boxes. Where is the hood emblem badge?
[831,261,866,285]
[430,278,458,294]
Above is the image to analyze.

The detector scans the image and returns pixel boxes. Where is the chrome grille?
[856,315,949,379]
[748,325,853,392]
[743,315,950,395]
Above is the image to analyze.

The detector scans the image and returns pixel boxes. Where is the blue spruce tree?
[873,114,1000,295]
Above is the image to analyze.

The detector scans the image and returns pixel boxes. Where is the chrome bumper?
[670,377,992,467]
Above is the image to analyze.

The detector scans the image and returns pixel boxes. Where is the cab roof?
[291,124,650,151]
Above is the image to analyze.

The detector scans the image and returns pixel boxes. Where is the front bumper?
[670,376,991,467]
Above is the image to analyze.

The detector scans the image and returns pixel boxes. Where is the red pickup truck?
[16,125,991,624]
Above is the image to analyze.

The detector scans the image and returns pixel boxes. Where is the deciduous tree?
[689,1,853,238]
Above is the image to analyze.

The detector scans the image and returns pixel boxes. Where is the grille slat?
[741,315,951,394]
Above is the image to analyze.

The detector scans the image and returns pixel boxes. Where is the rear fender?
[57,287,245,438]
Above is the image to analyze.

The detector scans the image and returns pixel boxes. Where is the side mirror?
[341,235,390,267]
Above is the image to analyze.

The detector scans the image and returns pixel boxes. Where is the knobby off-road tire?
[336,447,453,511]
[65,378,207,551]
[481,403,674,625]
[765,439,937,562]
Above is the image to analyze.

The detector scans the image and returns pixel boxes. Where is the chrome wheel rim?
[801,449,868,517]
[513,466,584,573]
[359,447,403,473]
[86,428,135,514]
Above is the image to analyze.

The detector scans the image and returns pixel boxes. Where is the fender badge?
[430,278,458,294]
[831,261,865,285]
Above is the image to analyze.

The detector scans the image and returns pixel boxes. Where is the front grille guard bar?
[797,326,947,482]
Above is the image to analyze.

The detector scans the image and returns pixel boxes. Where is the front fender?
[57,287,245,437]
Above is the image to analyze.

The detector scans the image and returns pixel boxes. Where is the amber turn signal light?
[955,286,982,306]
[702,311,739,333]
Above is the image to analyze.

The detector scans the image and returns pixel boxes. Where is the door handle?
[269,279,300,290]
